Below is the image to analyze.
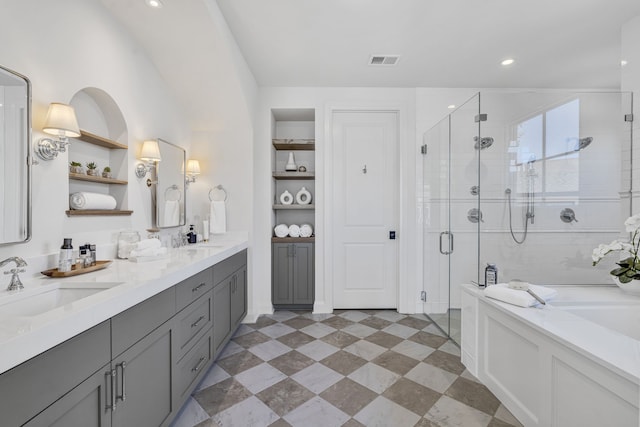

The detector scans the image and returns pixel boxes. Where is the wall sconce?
[135,139,162,186]
[185,159,200,185]
[35,103,81,161]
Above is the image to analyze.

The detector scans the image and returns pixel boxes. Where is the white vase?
[612,276,640,295]
[285,152,297,171]
[296,187,312,204]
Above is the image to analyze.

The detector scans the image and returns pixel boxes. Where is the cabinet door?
[272,243,292,304]
[23,364,112,427]
[231,266,247,326]
[293,243,314,305]
[213,278,231,356]
[112,320,174,427]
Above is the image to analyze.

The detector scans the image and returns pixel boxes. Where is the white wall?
[0,0,256,280]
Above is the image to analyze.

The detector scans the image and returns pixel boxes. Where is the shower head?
[577,137,593,150]
[474,136,494,150]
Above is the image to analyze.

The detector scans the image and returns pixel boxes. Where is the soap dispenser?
[187,225,197,244]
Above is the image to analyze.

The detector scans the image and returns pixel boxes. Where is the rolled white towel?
[300,223,313,238]
[136,238,162,250]
[274,224,289,238]
[484,283,557,307]
[288,224,301,238]
[69,192,117,210]
[130,246,167,258]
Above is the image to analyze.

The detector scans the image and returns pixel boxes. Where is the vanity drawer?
[111,287,176,358]
[175,291,212,357]
[176,267,213,311]
[175,332,212,403]
[213,249,247,285]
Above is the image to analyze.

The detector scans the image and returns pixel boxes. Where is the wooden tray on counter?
[41,260,112,277]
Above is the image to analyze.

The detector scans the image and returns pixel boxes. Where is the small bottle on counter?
[89,244,96,266]
[58,238,74,272]
[485,263,498,286]
[187,225,197,244]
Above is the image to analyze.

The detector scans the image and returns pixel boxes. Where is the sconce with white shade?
[135,139,161,186]
[35,103,81,161]
[185,159,200,185]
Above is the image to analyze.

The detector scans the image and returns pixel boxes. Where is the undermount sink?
[0,282,123,318]
[180,243,225,249]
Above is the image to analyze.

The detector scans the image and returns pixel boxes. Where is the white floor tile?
[338,310,371,322]
[248,340,292,361]
[258,323,297,339]
[170,397,210,427]
[374,311,406,322]
[217,340,244,360]
[291,363,343,393]
[405,362,458,394]
[234,363,287,394]
[382,323,419,339]
[354,396,421,427]
[425,395,492,427]
[343,340,387,361]
[195,364,231,392]
[342,323,378,338]
[391,340,435,361]
[300,322,337,338]
[212,396,279,427]
[348,363,401,394]
[296,339,340,361]
[284,396,349,427]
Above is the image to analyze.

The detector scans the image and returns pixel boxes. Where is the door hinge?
[625,114,634,122]
[420,291,427,302]
[420,144,427,155]
[475,113,488,123]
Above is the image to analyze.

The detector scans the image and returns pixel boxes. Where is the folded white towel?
[288,224,301,238]
[484,283,557,307]
[69,192,117,210]
[130,246,167,258]
[136,238,162,250]
[300,223,313,238]
[210,201,227,234]
[274,224,289,238]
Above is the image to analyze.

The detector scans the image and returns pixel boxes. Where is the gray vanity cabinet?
[213,249,247,358]
[23,363,112,427]
[272,242,314,308]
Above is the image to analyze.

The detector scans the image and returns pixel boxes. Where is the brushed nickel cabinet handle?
[191,356,206,373]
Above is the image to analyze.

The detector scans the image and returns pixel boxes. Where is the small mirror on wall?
[0,65,31,245]
[154,138,186,228]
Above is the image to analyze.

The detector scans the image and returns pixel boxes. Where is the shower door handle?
[439,231,453,255]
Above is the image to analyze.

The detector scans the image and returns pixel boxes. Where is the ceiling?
[215,0,640,89]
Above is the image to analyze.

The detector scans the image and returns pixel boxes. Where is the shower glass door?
[422,93,480,343]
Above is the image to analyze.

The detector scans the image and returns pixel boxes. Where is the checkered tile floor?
[171,310,523,427]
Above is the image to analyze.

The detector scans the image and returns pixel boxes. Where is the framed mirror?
[154,138,186,228]
[0,65,31,245]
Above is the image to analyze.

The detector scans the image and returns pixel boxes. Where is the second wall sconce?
[135,139,162,186]
[35,103,81,161]
[185,159,200,185]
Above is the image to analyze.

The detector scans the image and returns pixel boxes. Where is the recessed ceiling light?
[447,104,456,109]
[145,0,163,8]
[501,58,515,66]
[621,60,628,67]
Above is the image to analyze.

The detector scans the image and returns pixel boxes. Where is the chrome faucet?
[0,257,27,291]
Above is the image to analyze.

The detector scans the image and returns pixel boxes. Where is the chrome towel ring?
[164,184,182,202]
[209,185,228,202]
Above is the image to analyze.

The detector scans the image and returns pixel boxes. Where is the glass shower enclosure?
[423,91,633,344]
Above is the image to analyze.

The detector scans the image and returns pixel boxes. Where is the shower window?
[512,98,580,195]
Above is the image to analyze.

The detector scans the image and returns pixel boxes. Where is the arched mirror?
[0,65,31,245]
[154,138,186,228]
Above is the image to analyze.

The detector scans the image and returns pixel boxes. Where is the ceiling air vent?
[369,55,401,66]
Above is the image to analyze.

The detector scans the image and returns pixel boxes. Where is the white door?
[332,111,399,308]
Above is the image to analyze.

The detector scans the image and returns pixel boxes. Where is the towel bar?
[209,185,228,202]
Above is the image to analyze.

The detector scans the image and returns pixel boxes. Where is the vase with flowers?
[592,213,640,294]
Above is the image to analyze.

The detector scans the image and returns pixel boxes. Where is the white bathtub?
[461,284,640,427]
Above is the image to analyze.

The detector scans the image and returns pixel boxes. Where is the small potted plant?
[102,166,112,179]
[86,162,98,176]
[69,161,84,174]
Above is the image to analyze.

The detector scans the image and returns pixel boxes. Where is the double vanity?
[0,239,248,427]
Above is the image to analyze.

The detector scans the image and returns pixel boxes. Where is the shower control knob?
[560,208,578,223]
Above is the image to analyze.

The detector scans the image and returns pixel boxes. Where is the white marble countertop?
[462,284,640,382]
[0,238,248,375]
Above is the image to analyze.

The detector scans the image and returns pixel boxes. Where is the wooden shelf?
[66,210,133,217]
[69,173,127,185]
[271,236,315,243]
[273,204,315,210]
[76,129,128,149]
[272,139,315,151]
[272,172,315,180]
